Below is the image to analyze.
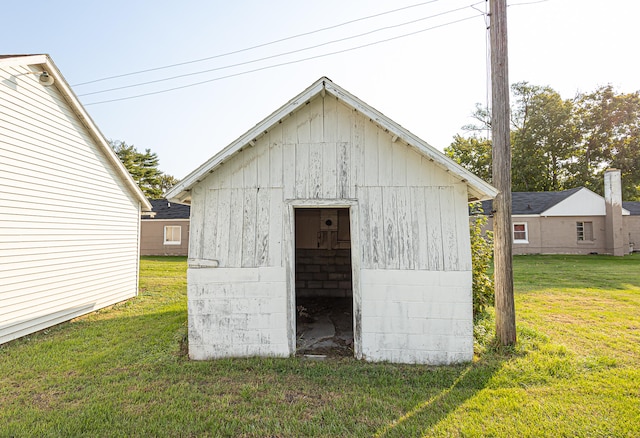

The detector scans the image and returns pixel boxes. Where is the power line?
[84,13,483,106]
[78,2,484,98]
[72,0,444,87]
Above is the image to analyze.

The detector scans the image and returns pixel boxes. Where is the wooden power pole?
[490,0,516,345]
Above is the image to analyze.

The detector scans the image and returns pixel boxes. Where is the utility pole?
[490,0,516,345]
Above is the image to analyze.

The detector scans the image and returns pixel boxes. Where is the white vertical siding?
[0,64,140,344]
[194,96,466,272]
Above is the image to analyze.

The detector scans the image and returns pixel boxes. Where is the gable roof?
[0,54,151,211]
[477,188,581,215]
[478,187,632,216]
[511,187,583,214]
[144,199,191,219]
[166,77,498,204]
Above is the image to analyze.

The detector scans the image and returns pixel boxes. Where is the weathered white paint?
[167,78,493,364]
[0,55,150,345]
[187,267,289,359]
[183,138,472,273]
[360,269,473,364]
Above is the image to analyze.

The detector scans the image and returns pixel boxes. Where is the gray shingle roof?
[147,199,190,219]
[511,188,583,214]
[477,187,583,215]
[623,202,640,215]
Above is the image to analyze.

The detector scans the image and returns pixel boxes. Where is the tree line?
[445,83,640,200]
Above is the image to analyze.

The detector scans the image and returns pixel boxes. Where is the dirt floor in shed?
[295,297,354,357]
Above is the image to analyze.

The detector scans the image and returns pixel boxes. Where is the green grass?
[1,254,639,437]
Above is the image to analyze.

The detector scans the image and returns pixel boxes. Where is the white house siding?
[0,63,141,344]
[187,96,473,363]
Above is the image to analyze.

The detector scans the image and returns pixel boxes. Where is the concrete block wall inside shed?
[295,249,352,297]
[187,267,289,359]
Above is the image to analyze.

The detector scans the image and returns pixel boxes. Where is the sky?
[2,0,639,179]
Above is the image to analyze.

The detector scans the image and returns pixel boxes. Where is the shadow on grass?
[372,353,509,437]
[371,310,535,437]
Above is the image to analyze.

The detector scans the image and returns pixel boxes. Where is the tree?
[159,174,180,195]
[571,86,640,199]
[510,82,577,192]
[469,203,494,317]
[445,135,493,183]
[110,140,177,199]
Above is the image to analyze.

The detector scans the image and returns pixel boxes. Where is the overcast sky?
[3,0,639,179]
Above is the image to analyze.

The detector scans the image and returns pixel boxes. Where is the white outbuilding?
[167,77,497,364]
[0,54,152,344]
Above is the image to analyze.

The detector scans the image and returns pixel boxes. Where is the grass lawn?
[1,254,639,437]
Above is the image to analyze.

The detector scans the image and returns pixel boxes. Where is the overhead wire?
[78,1,485,98]
[72,0,444,87]
[84,12,484,106]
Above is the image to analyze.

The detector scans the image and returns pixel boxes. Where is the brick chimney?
[604,169,624,256]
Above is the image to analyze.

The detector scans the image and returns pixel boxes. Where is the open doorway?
[294,208,354,357]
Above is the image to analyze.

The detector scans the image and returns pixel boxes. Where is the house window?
[577,221,593,241]
[513,222,528,243]
[164,225,181,245]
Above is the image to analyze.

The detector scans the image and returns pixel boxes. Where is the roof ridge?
[165,77,498,203]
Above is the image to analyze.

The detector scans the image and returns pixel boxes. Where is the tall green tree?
[571,86,640,199]
[510,82,577,191]
[110,140,176,199]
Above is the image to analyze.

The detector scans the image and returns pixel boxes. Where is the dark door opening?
[295,208,354,357]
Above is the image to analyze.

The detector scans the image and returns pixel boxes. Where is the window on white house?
[164,225,181,245]
[577,221,594,241]
[513,222,528,243]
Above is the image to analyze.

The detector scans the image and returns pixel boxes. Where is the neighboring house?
[0,54,152,345]
[623,201,640,252]
[140,199,190,256]
[478,169,639,255]
[166,77,497,364]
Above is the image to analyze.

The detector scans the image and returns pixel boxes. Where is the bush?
[470,203,494,317]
